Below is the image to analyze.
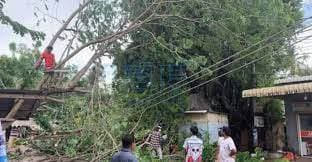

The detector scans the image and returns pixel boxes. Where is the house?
[181,93,228,143]
[242,75,312,156]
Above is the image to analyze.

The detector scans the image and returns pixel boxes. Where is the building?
[181,93,228,143]
[242,75,312,156]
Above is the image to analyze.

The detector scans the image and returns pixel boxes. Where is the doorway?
[299,114,312,156]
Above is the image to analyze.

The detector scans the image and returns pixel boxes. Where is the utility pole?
[250,63,257,151]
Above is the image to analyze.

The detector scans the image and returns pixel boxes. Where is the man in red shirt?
[34,46,56,71]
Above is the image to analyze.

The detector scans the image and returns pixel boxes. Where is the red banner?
[300,131,312,138]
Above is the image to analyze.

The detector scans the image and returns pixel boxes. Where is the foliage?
[236,147,264,162]
[34,113,52,132]
[264,99,284,125]
[6,0,303,160]
[290,64,312,76]
[0,43,43,89]
[0,0,45,41]
[202,133,217,162]
[32,90,135,160]
[113,0,303,149]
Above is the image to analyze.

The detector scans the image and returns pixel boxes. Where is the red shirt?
[40,51,55,70]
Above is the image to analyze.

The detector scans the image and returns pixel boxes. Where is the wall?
[180,112,228,143]
[285,99,300,153]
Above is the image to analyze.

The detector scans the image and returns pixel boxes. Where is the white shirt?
[219,137,236,162]
[218,137,224,146]
[183,135,203,162]
[217,137,224,160]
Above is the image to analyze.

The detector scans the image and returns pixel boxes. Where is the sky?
[1,0,312,83]
[296,0,312,68]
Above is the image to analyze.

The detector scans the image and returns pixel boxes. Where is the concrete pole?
[251,63,257,149]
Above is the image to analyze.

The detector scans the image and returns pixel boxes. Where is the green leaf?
[183,38,193,49]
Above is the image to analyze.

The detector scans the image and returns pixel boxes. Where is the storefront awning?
[242,82,312,98]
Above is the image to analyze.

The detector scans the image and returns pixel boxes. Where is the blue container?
[0,122,8,162]
[0,156,8,162]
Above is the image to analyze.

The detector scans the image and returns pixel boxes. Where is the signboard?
[300,131,312,138]
[254,116,264,127]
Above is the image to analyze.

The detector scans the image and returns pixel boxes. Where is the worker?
[149,126,163,160]
[34,46,56,71]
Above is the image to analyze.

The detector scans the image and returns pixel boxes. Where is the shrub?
[236,147,264,162]
[202,133,217,162]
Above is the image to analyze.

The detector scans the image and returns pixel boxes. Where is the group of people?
[35,47,238,162]
[111,126,237,162]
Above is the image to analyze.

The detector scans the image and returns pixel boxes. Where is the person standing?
[219,127,237,162]
[183,126,203,162]
[149,126,163,160]
[111,134,138,162]
[34,46,56,71]
[216,129,224,162]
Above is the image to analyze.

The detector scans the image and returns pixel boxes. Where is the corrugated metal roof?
[274,75,312,85]
[0,89,41,119]
[242,82,312,98]
[11,118,40,130]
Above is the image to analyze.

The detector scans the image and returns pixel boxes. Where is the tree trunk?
[67,53,100,89]
[6,99,24,119]
[57,23,141,69]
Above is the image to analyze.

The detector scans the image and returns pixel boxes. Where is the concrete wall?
[180,112,228,143]
[285,100,300,153]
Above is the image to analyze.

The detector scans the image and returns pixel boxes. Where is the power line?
[129,19,312,109]
[137,32,312,117]
[130,33,312,134]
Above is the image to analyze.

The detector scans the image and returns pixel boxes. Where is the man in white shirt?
[183,126,203,162]
[219,127,236,162]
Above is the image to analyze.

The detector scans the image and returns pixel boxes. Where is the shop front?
[242,76,312,156]
[298,113,312,156]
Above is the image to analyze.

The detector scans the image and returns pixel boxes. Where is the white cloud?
[304,0,312,4]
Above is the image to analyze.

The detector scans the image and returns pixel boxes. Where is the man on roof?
[34,46,56,71]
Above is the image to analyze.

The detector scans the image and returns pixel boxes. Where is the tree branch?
[47,0,92,47]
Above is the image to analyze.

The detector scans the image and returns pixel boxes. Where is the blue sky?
[304,0,312,18]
